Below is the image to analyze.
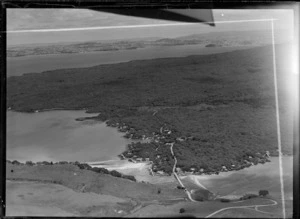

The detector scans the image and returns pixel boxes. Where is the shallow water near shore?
[181,156,293,199]
[88,156,293,199]
[7,110,132,163]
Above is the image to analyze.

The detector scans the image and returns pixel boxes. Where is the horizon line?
[6,18,278,33]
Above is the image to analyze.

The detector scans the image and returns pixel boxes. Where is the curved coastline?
[7,44,293,177]
[7,107,289,178]
[7,44,294,198]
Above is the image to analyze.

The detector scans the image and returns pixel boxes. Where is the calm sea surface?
[7,45,251,77]
[7,110,132,163]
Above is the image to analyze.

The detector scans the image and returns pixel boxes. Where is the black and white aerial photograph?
[4,5,298,218]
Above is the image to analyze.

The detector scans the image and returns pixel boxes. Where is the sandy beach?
[89,160,176,185]
[88,156,293,200]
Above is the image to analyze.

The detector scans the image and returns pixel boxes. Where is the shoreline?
[7,44,294,179]
[7,42,261,59]
[7,44,264,78]
[7,109,292,178]
[7,155,292,180]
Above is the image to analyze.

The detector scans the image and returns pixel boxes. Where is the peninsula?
[7,44,294,176]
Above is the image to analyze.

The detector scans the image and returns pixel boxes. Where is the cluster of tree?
[8,160,56,166]
[220,198,230,202]
[76,163,136,182]
[8,159,136,182]
[192,189,213,201]
[259,190,269,197]
[205,44,217,47]
[172,138,271,174]
[179,208,185,213]
[123,141,175,175]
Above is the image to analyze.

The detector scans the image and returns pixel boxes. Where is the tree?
[110,170,122,178]
[220,198,230,202]
[259,190,269,197]
[26,161,34,166]
[179,208,185,213]
[157,188,161,194]
[77,163,92,170]
[12,160,20,165]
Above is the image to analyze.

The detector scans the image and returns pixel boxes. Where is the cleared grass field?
[6,180,130,217]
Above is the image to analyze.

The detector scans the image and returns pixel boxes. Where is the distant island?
[7,44,294,176]
[7,30,275,57]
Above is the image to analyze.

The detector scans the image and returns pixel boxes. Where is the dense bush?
[110,170,122,178]
[157,188,161,194]
[12,160,21,165]
[89,166,136,182]
[25,161,34,166]
[220,198,230,202]
[77,163,92,170]
[91,167,110,174]
[259,190,269,197]
[7,45,293,173]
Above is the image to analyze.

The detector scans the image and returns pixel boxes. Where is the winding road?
[169,142,197,202]
[205,199,278,218]
[155,124,278,217]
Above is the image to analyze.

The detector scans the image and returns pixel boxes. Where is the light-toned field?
[126,197,284,218]
[89,160,177,185]
[181,157,293,199]
[6,157,293,218]
[6,180,130,217]
[6,157,293,217]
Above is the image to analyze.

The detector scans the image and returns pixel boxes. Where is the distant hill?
[7,30,292,57]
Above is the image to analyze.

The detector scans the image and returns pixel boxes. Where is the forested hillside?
[7,44,295,174]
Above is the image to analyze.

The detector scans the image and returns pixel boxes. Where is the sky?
[7,9,295,46]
